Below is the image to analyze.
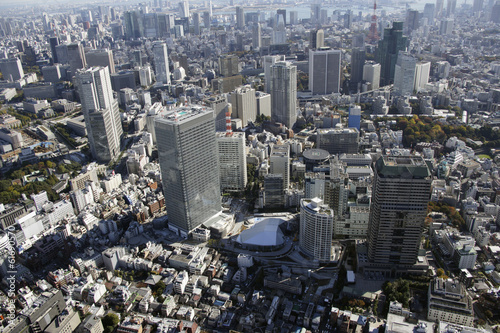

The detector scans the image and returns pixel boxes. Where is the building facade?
[299,198,334,262]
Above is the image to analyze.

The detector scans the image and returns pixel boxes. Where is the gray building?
[85,49,115,74]
[367,155,432,275]
[155,105,222,234]
[216,132,247,192]
[76,67,123,164]
[0,57,24,81]
[67,42,87,75]
[264,174,285,208]
[270,61,297,128]
[152,42,171,85]
[309,48,341,95]
[316,128,359,155]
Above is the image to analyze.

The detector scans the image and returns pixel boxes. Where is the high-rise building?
[367,155,431,274]
[473,0,484,12]
[216,132,247,192]
[272,14,286,44]
[179,0,190,18]
[406,9,420,33]
[393,51,416,96]
[414,61,431,92]
[192,12,200,35]
[491,1,500,22]
[264,174,285,208]
[85,49,115,73]
[49,37,59,64]
[256,91,271,117]
[289,11,298,25]
[219,54,239,77]
[299,198,334,262]
[263,55,285,94]
[376,21,407,86]
[203,11,210,28]
[230,85,256,126]
[152,42,171,85]
[123,11,144,39]
[236,6,245,29]
[205,94,230,131]
[0,57,24,81]
[311,3,321,23]
[277,9,287,25]
[67,42,87,75]
[439,18,454,34]
[270,144,290,189]
[350,47,366,90]
[309,29,324,50]
[446,0,457,16]
[155,105,221,234]
[424,3,436,23]
[363,61,381,90]
[270,61,297,128]
[309,48,341,95]
[76,67,123,164]
[252,23,261,49]
[436,0,444,16]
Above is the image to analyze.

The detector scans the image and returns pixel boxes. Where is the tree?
[102,313,119,328]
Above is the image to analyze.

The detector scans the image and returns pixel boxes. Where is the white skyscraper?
[230,85,257,126]
[179,0,190,18]
[270,61,297,128]
[309,48,342,95]
[76,67,123,164]
[272,14,286,44]
[363,61,381,90]
[152,42,171,85]
[155,105,221,235]
[216,132,247,192]
[263,55,285,94]
[393,51,416,96]
[414,62,431,92]
[252,23,261,49]
[300,198,334,262]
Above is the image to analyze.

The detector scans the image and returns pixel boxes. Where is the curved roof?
[236,218,285,247]
[303,148,330,161]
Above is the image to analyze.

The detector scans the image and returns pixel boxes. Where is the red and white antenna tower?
[367,0,379,43]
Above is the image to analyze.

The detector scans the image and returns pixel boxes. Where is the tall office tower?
[230,85,257,126]
[344,10,353,29]
[473,0,484,12]
[263,55,284,93]
[152,42,171,85]
[192,12,200,35]
[348,105,361,131]
[155,105,222,235]
[290,11,298,25]
[205,95,230,131]
[363,62,381,90]
[367,155,431,274]
[309,48,341,95]
[49,37,59,64]
[219,54,239,77]
[352,34,365,48]
[325,159,349,218]
[42,64,62,83]
[85,49,115,74]
[406,9,420,33]
[311,3,321,23]
[277,9,287,25]
[317,128,359,155]
[309,29,324,49]
[0,58,24,81]
[76,67,123,164]
[270,144,290,189]
[436,0,444,16]
[236,6,245,29]
[490,1,500,22]
[376,21,407,86]
[81,10,93,23]
[216,132,247,192]
[423,3,436,23]
[272,14,286,44]
[252,23,261,49]
[299,198,334,262]
[393,51,416,96]
[123,11,144,39]
[67,42,87,75]
[446,0,457,16]
[439,18,454,34]
[55,44,69,65]
[270,61,297,128]
[179,0,190,18]
[203,11,210,28]
[264,174,285,208]
[414,61,431,92]
[350,47,366,90]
